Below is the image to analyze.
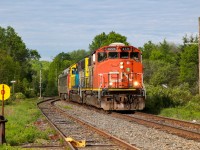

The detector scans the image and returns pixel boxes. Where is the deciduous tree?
[89,31,129,52]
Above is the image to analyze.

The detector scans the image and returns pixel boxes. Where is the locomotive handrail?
[98,74,103,101]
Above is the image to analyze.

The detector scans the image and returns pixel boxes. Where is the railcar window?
[98,52,107,62]
[120,52,129,59]
[130,52,140,61]
[108,52,118,59]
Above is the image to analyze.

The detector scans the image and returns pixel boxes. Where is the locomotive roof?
[58,68,69,77]
[91,42,135,54]
[109,42,125,46]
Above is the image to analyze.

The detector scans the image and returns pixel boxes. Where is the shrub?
[184,95,200,111]
[144,83,193,114]
[168,84,192,106]
[25,90,37,98]
[145,85,174,114]
[15,93,26,99]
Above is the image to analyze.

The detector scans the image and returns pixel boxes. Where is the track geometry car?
[58,43,145,111]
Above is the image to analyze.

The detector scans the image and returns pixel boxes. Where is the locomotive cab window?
[108,52,118,59]
[120,52,129,59]
[131,52,140,61]
[98,52,107,62]
[72,68,78,74]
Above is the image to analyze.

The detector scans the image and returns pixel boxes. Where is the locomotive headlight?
[120,62,124,69]
[133,81,139,87]
[109,82,113,86]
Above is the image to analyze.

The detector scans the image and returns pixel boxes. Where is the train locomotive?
[58,43,145,111]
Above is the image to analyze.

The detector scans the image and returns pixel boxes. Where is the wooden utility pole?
[39,69,42,99]
[199,17,200,94]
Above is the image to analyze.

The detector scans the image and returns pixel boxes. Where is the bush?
[144,83,193,114]
[168,84,192,106]
[15,93,26,99]
[145,85,174,114]
[24,90,37,98]
[184,95,200,111]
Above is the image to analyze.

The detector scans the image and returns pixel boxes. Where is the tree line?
[140,36,199,113]
[0,26,40,97]
[0,26,199,113]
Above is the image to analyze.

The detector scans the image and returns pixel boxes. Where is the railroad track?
[111,111,200,142]
[54,100,200,149]
[58,99,200,142]
[59,100,200,142]
[37,98,75,150]
[135,112,200,133]
[37,98,140,150]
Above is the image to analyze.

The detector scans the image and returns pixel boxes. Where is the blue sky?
[1,0,199,60]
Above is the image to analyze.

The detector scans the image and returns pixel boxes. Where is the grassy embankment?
[160,104,200,121]
[0,98,57,149]
[145,85,200,122]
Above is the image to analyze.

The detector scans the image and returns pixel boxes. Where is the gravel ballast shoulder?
[56,101,200,150]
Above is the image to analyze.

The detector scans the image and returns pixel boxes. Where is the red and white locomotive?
[58,43,145,111]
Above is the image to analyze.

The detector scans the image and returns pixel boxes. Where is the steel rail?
[111,112,200,142]
[52,101,140,150]
[135,112,200,130]
[37,98,77,150]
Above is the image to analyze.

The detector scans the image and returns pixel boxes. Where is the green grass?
[159,106,200,121]
[63,105,73,110]
[0,98,55,149]
[159,97,200,121]
[56,102,73,110]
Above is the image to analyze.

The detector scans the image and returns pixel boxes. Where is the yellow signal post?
[0,84,10,100]
[0,84,10,116]
[0,84,9,144]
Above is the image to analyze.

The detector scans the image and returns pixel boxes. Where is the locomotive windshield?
[108,52,118,58]
[98,52,107,62]
[120,52,129,58]
[72,68,78,74]
[130,52,140,61]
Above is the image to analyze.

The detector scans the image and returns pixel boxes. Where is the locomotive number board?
[121,47,131,51]
[106,47,117,51]
[105,47,132,51]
